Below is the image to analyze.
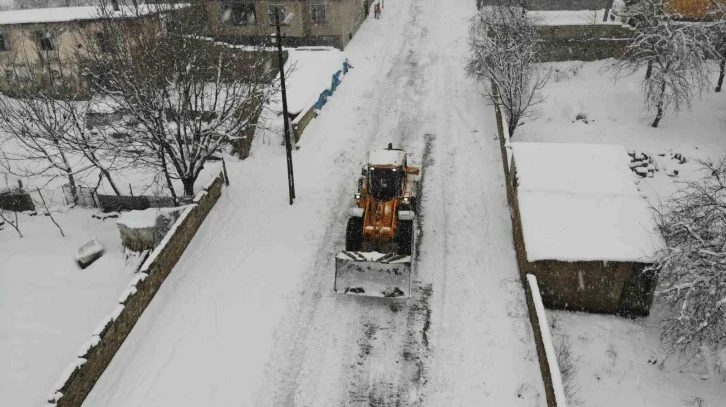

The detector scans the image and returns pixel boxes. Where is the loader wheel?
[346,217,364,251]
[396,220,414,256]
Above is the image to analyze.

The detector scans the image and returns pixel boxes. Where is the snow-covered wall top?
[511,142,665,263]
[527,274,568,407]
[0,4,187,26]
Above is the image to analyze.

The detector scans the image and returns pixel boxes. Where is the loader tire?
[396,220,414,256]
[346,217,364,251]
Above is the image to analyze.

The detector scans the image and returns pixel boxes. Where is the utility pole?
[274,7,296,205]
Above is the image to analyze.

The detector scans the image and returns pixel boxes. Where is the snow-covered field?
[0,207,138,407]
[79,0,546,405]
[517,60,726,406]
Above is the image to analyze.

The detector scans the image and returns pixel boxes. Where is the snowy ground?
[80,0,546,406]
[517,60,726,406]
[0,207,138,407]
[549,309,726,407]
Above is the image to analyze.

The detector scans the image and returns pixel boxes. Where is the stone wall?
[48,171,227,407]
[537,24,634,62]
[292,104,318,142]
[492,92,562,407]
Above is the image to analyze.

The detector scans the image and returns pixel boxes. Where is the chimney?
[111,0,120,12]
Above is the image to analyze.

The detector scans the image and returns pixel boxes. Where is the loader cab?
[368,166,402,202]
[365,147,407,202]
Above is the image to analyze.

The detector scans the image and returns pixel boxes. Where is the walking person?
[374,2,381,19]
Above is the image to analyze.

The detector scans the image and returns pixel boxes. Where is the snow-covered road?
[82,0,545,405]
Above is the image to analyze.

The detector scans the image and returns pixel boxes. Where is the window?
[268,5,286,25]
[0,33,9,52]
[221,1,257,26]
[369,167,400,202]
[36,31,54,51]
[311,5,326,23]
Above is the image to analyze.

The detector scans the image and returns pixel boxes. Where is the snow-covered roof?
[0,4,187,26]
[511,142,664,263]
[368,149,405,167]
[281,47,347,115]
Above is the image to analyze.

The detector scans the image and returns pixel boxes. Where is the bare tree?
[651,156,726,377]
[0,60,86,203]
[712,1,726,92]
[79,0,275,197]
[607,0,715,127]
[0,37,127,201]
[0,209,23,237]
[466,4,549,137]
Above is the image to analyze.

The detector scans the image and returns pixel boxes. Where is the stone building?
[206,0,368,49]
[0,5,180,93]
[508,142,665,316]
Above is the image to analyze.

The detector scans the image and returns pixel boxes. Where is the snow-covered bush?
[466,5,549,137]
[652,156,726,378]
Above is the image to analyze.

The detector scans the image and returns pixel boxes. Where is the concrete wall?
[49,171,227,407]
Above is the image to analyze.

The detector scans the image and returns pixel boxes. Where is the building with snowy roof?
[206,0,367,50]
[0,4,187,93]
[508,142,665,315]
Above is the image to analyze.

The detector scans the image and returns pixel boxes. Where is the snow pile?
[527,275,568,407]
[511,142,664,262]
[281,47,349,115]
[74,237,105,269]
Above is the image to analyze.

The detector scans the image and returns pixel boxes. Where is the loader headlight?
[355,193,361,201]
[402,197,409,204]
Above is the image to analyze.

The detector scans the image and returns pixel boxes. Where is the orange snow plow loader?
[334,144,420,298]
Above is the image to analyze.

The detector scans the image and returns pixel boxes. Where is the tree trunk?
[645,60,653,80]
[181,177,195,197]
[159,151,179,206]
[716,60,725,93]
[101,169,122,196]
[55,139,78,203]
[66,170,79,204]
[508,120,517,137]
[651,81,666,128]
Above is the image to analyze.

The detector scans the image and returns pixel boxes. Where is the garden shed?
[508,142,665,315]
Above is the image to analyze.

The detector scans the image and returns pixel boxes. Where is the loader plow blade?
[334,251,412,298]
